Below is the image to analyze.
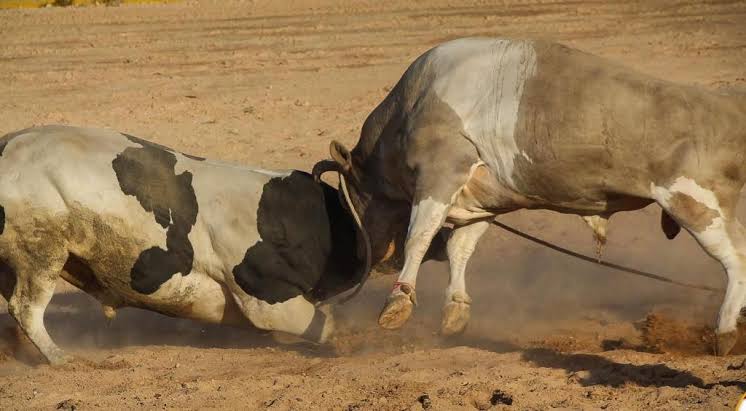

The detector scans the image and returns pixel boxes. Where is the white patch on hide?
[430,38,538,187]
[399,196,450,287]
[650,177,728,248]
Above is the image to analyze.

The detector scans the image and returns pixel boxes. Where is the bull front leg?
[441,220,489,336]
[378,197,452,329]
[378,160,482,330]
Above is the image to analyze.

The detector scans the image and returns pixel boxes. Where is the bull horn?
[334,173,372,305]
[311,160,341,182]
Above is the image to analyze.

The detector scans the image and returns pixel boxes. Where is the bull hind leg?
[691,218,745,356]
[5,248,69,365]
[652,178,745,355]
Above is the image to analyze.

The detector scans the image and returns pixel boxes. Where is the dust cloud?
[0,288,280,365]
[0,199,741,365]
[332,201,742,356]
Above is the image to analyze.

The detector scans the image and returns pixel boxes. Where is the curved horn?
[311,159,341,183]
[335,173,372,305]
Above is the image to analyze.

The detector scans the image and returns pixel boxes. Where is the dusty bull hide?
[0,125,366,364]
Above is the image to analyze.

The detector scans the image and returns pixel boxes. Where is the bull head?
[312,143,372,303]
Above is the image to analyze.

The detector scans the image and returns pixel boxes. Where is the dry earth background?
[1,0,746,409]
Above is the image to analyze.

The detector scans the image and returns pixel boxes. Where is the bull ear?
[330,140,352,172]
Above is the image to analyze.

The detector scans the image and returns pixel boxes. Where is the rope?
[491,220,723,293]
[331,174,372,305]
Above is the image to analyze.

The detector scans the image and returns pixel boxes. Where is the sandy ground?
[1,0,746,409]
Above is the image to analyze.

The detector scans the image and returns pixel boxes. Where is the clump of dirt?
[53,355,135,373]
[331,318,439,356]
[529,334,606,353]
[93,355,133,370]
[55,398,81,411]
[640,311,716,355]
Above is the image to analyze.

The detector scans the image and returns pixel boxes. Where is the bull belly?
[80,263,246,327]
[455,163,653,219]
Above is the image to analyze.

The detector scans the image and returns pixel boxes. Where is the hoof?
[441,301,470,336]
[441,293,471,336]
[47,353,73,366]
[715,330,738,356]
[378,291,415,330]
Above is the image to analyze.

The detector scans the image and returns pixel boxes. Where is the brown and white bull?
[313,38,746,355]
[0,125,368,364]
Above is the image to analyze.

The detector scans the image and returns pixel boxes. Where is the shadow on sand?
[522,348,746,390]
[0,291,334,366]
[2,290,745,394]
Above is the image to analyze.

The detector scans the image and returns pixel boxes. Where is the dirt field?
[1,0,746,409]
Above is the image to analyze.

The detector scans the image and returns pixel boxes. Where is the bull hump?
[232,171,333,304]
[112,134,199,294]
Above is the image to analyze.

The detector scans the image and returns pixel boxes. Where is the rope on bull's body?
[327,212,723,306]
[311,160,373,307]
[329,173,372,305]
[491,220,723,293]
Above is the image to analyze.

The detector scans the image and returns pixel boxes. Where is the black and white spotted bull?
[313,38,746,355]
[0,125,369,364]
